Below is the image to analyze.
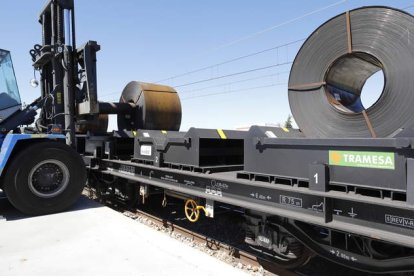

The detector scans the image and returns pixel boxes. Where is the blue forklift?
[0,48,85,215]
[0,0,107,215]
[0,0,179,215]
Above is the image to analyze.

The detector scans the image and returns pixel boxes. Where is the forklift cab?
[0,49,22,123]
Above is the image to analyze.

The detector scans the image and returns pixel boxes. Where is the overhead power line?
[156,0,347,85]
[181,70,290,94]
[99,59,293,99]
[181,82,287,101]
[156,38,304,83]
[98,67,290,100]
[403,4,414,10]
[206,0,347,53]
[175,61,293,88]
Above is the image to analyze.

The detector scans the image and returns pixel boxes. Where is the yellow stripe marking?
[217,129,227,139]
[282,127,290,132]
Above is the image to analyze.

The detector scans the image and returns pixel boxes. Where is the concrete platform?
[0,196,245,276]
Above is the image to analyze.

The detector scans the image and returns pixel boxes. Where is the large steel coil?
[288,6,414,138]
[117,81,182,131]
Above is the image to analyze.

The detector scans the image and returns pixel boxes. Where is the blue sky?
[1,0,412,130]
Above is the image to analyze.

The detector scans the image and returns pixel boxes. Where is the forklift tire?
[3,141,86,215]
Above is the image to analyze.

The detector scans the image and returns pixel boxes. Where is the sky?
[0,0,412,131]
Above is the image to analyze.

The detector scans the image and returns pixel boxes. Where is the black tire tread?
[3,141,86,215]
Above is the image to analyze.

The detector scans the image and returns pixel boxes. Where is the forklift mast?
[29,0,180,144]
[30,0,100,147]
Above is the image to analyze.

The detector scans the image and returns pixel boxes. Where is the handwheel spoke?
[185,199,200,222]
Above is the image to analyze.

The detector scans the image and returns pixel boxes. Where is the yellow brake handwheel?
[185,199,200,223]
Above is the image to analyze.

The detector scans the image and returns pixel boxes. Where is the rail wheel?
[244,213,314,270]
[270,239,313,270]
[247,237,313,270]
[3,141,86,215]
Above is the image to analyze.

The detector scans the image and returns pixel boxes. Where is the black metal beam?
[88,157,414,249]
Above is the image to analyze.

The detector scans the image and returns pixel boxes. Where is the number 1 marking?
[314,173,318,184]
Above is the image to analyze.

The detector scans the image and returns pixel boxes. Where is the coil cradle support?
[288,6,414,138]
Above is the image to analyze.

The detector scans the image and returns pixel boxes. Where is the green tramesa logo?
[329,150,395,170]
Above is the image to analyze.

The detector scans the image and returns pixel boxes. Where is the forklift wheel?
[3,141,86,215]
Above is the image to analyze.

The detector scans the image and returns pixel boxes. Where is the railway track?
[120,206,392,276]
[83,187,375,276]
[121,208,297,276]
[83,188,298,275]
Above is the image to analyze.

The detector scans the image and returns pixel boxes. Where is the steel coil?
[288,6,414,138]
[118,81,182,131]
